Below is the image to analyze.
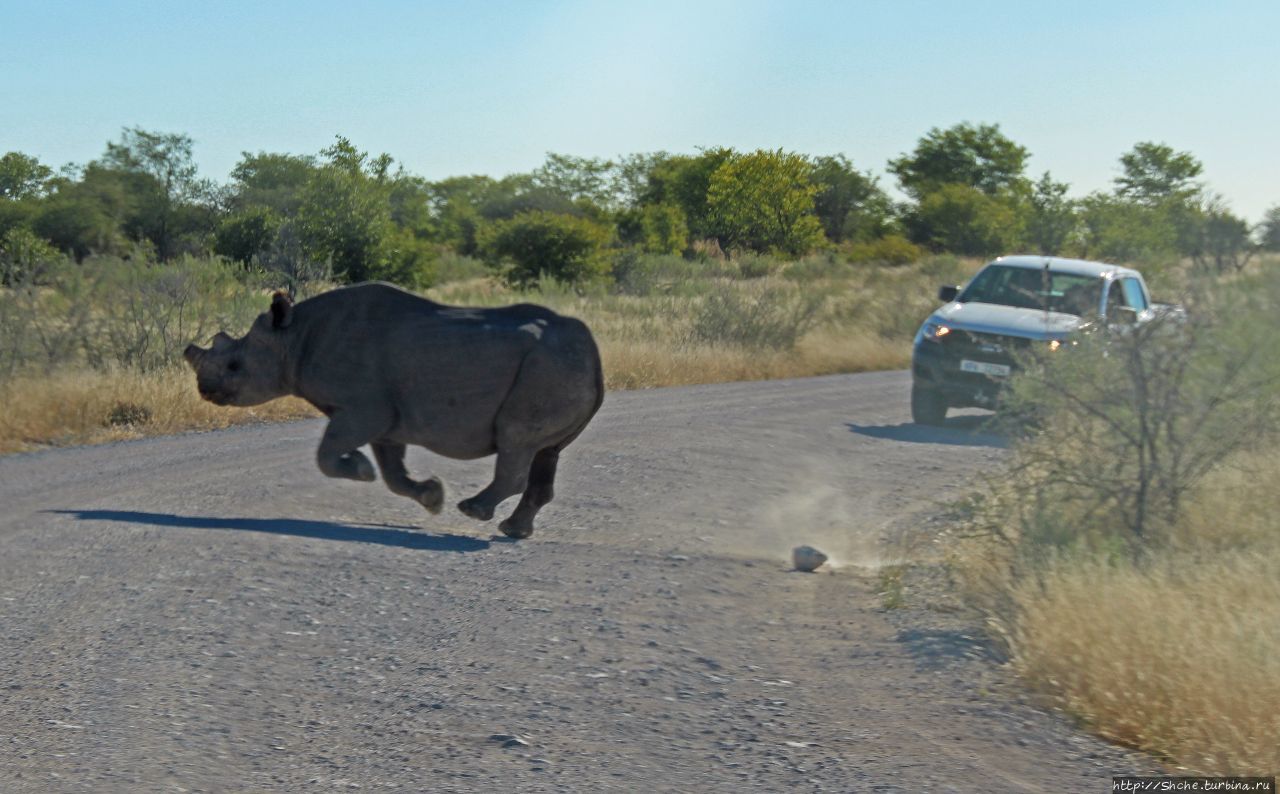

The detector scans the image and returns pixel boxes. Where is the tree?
[295,139,395,283]
[214,206,278,265]
[905,184,1022,256]
[706,149,825,255]
[888,122,1030,200]
[32,164,134,259]
[810,154,892,244]
[1258,205,1280,252]
[1114,142,1203,206]
[481,210,611,287]
[0,152,53,201]
[1026,171,1078,255]
[227,151,317,215]
[533,153,618,210]
[641,148,735,241]
[100,127,213,260]
[616,203,687,254]
[1077,192,1177,263]
[1181,197,1256,274]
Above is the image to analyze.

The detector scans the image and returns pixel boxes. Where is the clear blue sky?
[2,0,1277,220]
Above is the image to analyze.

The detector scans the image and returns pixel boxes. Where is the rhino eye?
[227,360,242,373]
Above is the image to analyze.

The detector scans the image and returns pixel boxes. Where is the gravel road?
[0,371,1150,792]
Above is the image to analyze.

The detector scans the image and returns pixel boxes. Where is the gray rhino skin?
[183,282,603,539]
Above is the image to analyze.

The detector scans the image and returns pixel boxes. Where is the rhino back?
[284,284,592,458]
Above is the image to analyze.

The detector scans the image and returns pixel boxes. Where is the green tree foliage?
[1261,205,1280,252]
[227,151,317,215]
[1026,172,1078,255]
[0,226,60,285]
[641,147,735,241]
[533,153,618,210]
[1180,197,1256,273]
[481,210,611,287]
[295,137,396,283]
[706,149,825,256]
[888,122,1030,200]
[616,203,687,254]
[1077,193,1177,263]
[810,154,892,244]
[1115,142,1204,205]
[424,175,503,255]
[33,164,135,260]
[100,127,214,260]
[906,184,1021,256]
[214,206,278,265]
[0,152,53,201]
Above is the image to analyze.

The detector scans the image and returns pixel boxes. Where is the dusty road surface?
[0,371,1149,792]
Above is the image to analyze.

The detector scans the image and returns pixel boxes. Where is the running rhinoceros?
[183,283,603,539]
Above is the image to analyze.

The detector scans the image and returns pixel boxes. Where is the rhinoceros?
[183,282,603,539]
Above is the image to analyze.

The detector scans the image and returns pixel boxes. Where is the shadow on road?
[847,415,1007,449]
[47,509,491,552]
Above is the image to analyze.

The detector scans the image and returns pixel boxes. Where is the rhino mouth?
[198,386,232,405]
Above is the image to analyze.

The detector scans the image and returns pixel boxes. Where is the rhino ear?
[270,291,293,330]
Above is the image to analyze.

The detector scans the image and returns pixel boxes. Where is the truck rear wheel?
[911,382,948,426]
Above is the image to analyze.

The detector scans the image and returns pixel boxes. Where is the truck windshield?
[958,265,1103,315]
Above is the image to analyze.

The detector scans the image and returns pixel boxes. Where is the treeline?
[2,123,1278,287]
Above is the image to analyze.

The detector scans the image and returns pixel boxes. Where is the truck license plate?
[961,359,1011,377]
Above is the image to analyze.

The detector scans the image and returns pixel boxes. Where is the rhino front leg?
[315,413,383,482]
[457,445,535,524]
[371,442,444,514]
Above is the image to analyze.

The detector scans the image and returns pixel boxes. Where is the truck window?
[1120,278,1148,310]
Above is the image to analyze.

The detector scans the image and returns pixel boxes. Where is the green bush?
[481,210,612,288]
[845,234,923,267]
[995,272,1280,558]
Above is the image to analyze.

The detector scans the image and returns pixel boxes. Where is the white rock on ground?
[791,545,829,572]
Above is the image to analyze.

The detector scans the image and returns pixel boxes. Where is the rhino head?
[184,291,294,407]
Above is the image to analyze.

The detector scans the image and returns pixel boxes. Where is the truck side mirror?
[938,285,959,302]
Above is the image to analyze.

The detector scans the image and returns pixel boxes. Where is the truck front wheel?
[911,382,948,426]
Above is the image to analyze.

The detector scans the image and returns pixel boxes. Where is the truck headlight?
[923,322,951,342]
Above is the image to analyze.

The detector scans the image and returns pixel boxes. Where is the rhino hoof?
[418,478,445,515]
[345,452,376,482]
[498,518,534,540]
[457,498,493,522]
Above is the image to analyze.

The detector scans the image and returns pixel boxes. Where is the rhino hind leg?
[372,442,444,514]
[498,447,559,539]
[457,445,535,524]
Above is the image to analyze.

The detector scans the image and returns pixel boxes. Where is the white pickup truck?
[909,254,1176,425]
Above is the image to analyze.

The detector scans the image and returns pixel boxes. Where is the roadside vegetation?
[944,264,1280,773]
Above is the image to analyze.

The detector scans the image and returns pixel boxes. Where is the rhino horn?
[211,332,234,351]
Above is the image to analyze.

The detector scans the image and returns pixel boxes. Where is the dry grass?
[0,368,317,455]
[980,450,1280,774]
[1009,552,1280,773]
